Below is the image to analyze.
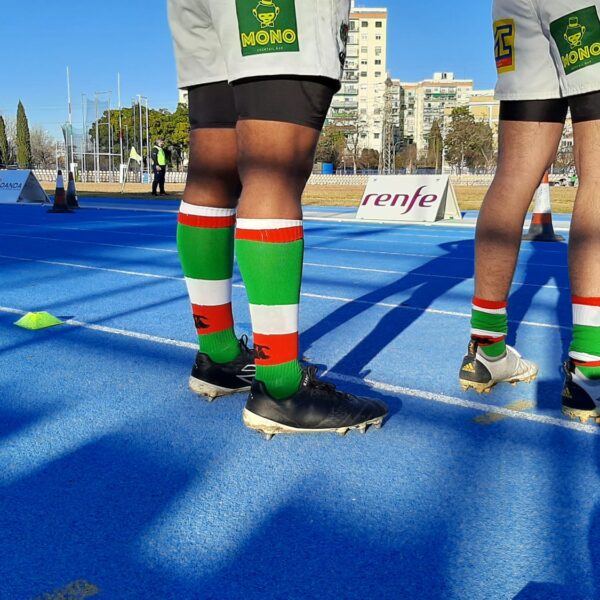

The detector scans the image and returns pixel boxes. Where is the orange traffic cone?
[523,171,564,242]
[47,170,73,214]
[66,171,79,209]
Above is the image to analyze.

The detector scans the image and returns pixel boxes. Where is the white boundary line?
[1,304,594,436]
[0,253,569,329]
[0,231,569,268]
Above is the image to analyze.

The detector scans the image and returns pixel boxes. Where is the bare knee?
[237,121,319,189]
[184,129,241,208]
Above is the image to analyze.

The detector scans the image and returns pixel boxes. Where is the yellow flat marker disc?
[14,311,64,330]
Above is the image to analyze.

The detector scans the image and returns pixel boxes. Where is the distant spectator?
[151,139,167,195]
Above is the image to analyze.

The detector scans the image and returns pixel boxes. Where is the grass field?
[41,181,578,213]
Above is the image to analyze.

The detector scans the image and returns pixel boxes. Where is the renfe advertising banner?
[0,170,49,204]
[356,175,461,223]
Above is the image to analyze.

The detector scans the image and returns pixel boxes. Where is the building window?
[360,71,367,77]
[375,71,382,77]
[375,21,382,27]
[375,59,381,65]
[361,60,367,65]
[376,35,382,40]
[361,20,368,27]
[374,133,380,139]
[361,47,368,54]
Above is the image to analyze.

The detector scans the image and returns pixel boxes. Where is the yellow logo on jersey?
[565,16,586,48]
[253,0,280,28]
[236,0,299,56]
[494,19,516,74]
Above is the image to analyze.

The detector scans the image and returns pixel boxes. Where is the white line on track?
[0,304,593,436]
[0,231,568,268]
[0,233,178,254]
[323,371,600,436]
[310,244,568,268]
[0,222,175,239]
[0,221,571,250]
[0,253,568,328]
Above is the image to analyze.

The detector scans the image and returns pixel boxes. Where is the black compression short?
[187,76,339,131]
[500,99,569,123]
[569,90,600,123]
[500,91,600,124]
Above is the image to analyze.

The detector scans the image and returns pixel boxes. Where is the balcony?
[331,100,359,110]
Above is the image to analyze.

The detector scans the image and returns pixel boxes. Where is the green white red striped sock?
[177,202,241,364]
[470,297,508,358]
[570,296,600,379]
[236,218,303,400]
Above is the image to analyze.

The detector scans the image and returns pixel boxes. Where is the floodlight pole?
[66,66,75,173]
[117,73,124,167]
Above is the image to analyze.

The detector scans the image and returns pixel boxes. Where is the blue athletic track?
[0,199,597,600]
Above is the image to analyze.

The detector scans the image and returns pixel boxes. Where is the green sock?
[470,297,508,358]
[177,203,240,364]
[236,218,304,400]
[570,297,600,378]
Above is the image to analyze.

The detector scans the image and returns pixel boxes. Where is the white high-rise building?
[328,2,389,152]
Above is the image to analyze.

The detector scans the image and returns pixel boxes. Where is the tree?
[395,143,417,172]
[315,124,346,166]
[444,107,495,174]
[0,116,8,167]
[467,121,494,171]
[16,100,32,168]
[30,127,56,168]
[426,119,443,173]
[89,102,190,169]
[359,148,379,170]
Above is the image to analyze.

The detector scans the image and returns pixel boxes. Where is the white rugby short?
[493,0,600,99]
[168,0,351,88]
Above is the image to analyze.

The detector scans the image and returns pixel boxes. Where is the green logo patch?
[236,0,300,57]
[550,6,600,75]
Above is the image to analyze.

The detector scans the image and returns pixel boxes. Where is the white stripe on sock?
[179,202,236,217]
[471,304,507,316]
[249,304,299,335]
[185,277,232,306]
[236,218,302,230]
[569,350,600,363]
[573,303,600,328]
[471,328,506,339]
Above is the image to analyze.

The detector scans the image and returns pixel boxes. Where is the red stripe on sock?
[235,226,303,243]
[472,335,505,345]
[573,359,600,368]
[178,213,236,228]
[472,297,507,310]
[572,296,600,307]
[253,332,299,366]
[192,303,234,334]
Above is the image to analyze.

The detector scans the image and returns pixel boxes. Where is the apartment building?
[398,72,473,151]
[328,2,389,152]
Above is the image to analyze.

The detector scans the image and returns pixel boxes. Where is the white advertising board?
[356,175,461,223]
[0,170,49,204]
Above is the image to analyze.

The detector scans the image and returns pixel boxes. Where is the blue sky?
[1,0,495,139]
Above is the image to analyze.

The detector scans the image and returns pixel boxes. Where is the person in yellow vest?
[151,139,167,195]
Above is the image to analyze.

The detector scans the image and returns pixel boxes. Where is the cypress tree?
[0,116,8,167]
[16,100,32,168]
